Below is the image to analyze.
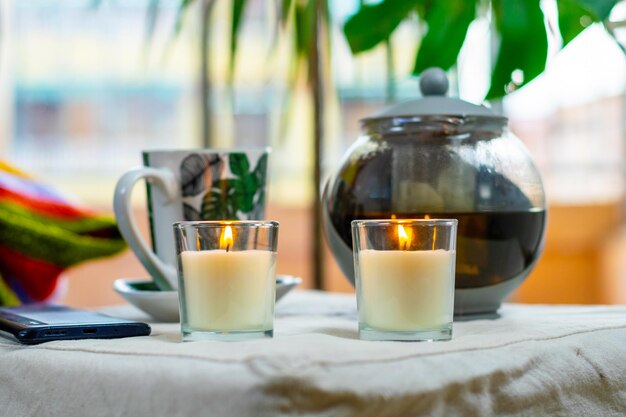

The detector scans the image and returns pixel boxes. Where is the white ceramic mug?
[113,149,269,290]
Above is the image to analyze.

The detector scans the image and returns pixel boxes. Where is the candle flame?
[424,214,430,220]
[398,224,410,250]
[220,225,233,252]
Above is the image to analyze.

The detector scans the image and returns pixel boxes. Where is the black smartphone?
[0,304,151,345]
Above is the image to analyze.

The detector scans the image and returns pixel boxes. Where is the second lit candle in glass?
[352,219,458,342]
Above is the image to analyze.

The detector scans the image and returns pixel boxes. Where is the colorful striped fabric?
[0,162,126,306]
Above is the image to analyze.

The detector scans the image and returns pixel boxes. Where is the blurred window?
[2,1,625,206]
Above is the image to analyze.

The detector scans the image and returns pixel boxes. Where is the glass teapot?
[322,68,546,315]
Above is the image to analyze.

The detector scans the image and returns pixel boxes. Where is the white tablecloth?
[1,291,626,417]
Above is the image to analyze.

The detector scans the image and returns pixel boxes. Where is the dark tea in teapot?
[329,210,545,289]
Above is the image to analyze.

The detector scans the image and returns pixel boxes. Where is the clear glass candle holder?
[352,219,458,342]
[173,221,279,341]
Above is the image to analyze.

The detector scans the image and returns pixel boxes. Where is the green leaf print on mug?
[200,153,267,220]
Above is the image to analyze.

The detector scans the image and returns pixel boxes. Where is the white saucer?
[113,275,302,322]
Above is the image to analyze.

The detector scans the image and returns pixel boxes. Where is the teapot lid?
[369,67,498,119]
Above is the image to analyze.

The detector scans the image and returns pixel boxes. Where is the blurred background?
[3,0,626,306]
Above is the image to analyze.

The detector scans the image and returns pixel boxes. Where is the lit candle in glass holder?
[173,221,278,341]
[352,219,457,341]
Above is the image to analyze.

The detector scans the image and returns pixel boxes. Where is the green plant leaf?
[343,0,417,54]
[175,0,197,34]
[202,180,237,220]
[572,0,617,19]
[294,0,316,57]
[280,0,293,27]
[229,154,251,177]
[234,176,258,213]
[229,187,246,214]
[558,0,590,46]
[413,0,476,74]
[228,0,249,84]
[557,0,618,46]
[486,0,548,100]
[200,173,260,219]
[275,0,316,147]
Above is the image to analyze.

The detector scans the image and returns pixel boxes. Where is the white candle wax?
[358,249,455,331]
[180,250,276,331]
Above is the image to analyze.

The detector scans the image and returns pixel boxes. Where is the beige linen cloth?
[1,290,625,417]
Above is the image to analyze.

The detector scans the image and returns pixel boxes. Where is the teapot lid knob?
[365,66,501,119]
[419,67,449,96]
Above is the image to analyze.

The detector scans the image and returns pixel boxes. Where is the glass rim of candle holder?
[351,218,457,342]
[173,220,279,229]
[173,220,279,342]
[351,218,458,227]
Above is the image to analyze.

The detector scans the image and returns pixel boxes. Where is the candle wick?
[226,243,231,253]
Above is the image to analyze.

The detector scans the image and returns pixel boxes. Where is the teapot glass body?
[322,115,546,315]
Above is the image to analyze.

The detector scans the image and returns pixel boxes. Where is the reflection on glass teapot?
[322,68,546,315]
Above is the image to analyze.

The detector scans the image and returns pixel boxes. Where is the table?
[1,291,626,416]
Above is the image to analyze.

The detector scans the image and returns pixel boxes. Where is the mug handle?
[113,167,178,290]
